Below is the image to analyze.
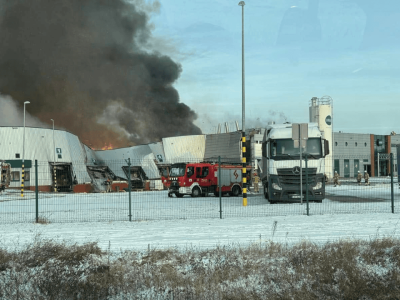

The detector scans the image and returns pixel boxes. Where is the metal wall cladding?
[334,133,371,157]
[0,127,91,185]
[163,135,206,164]
[83,144,98,166]
[204,132,242,162]
[148,142,166,164]
[94,144,160,179]
[251,133,264,160]
[391,135,400,146]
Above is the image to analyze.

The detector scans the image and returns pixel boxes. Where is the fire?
[101,143,114,150]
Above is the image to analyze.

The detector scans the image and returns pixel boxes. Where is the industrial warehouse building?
[308,96,400,178]
[0,126,243,193]
[0,97,398,194]
[0,126,92,192]
[332,132,400,178]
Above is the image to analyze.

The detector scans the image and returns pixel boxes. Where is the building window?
[335,142,337,146]
[25,171,30,181]
[365,143,367,147]
[345,142,348,146]
[11,171,20,181]
[15,153,20,158]
[355,142,358,147]
[363,159,368,162]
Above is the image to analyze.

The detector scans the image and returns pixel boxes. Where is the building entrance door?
[344,159,350,178]
[334,159,340,175]
[353,159,359,178]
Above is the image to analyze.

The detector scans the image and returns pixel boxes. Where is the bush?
[0,236,400,299]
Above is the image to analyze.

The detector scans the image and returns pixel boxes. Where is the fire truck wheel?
[176,193,184,198]
[191,187,201,197]
[168,192,173,198]
[231,185,241,197]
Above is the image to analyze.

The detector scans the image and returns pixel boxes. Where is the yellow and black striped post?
[21,163,24,197]
[53,166,57,192]
[242,132,247,206]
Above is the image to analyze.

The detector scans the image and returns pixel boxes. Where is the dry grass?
[35,216,50,224]
[0,236,400,299]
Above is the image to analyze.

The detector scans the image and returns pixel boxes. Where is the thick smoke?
[0,94,49,128]
[0,0,201,148]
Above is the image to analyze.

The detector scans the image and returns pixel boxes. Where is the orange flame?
[101,143,114,150]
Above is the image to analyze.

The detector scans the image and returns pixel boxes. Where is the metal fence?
[0,155,399,224]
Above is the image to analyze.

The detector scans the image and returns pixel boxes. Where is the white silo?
[309,96,333,178]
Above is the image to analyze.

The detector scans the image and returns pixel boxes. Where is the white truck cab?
[261,123,329,203]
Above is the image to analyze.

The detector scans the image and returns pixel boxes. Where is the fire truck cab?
[166,162,245,198]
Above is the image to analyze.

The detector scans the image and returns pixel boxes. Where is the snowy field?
[0,177,399,224]
[1,213,400,253]
[0,177,399,252]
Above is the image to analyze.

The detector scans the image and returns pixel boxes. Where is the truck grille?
[169,181,179,191]
[277,168,317,185]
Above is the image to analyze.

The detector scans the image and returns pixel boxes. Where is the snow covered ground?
[0,213,399,253]
[0,177,400,253]
[0,177,399,224]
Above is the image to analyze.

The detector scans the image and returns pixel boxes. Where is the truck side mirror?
[324,139,330,156]
[262,142,267,158]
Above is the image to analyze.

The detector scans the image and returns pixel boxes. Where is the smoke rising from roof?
[0,0,201,149]
[0,94,49,128]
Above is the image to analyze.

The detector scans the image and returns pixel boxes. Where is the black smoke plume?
[0,0,201,148]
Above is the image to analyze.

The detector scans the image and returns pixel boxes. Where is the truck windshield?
[270,138,322,159]
[169,164,186,177]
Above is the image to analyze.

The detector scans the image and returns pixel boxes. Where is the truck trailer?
[261,122,329,203]
[165,162,249,198]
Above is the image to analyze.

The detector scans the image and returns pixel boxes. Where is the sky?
[147,0,400,135]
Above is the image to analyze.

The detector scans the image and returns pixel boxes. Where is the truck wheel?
[168,192,173,198]
[264,185,269,200]
[176,193,184,198]
[191,187,201,197]
[231,185,241,197]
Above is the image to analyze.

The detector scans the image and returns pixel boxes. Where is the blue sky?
[149,0,399,135]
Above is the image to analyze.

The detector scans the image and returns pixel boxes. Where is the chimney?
[225,122,229,133]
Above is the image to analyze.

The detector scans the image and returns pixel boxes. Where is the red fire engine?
[165,162,250,197]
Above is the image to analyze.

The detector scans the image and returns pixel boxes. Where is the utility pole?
[238,1,247,206]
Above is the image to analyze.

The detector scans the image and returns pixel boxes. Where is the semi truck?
[165,162,249,197]
[397,145,400,187]
[261,122,329,203]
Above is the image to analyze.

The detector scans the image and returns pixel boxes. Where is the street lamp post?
[238,1,247,206]
[51,119,57,192]
[22,101,30,197]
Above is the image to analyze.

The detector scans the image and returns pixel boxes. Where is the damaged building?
[0,126,91,192]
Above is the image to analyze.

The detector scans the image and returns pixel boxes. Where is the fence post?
[305,154,309,216]
[126,158,132,221]
[391,153,394,213]
[219,156,222,219]
[35,160,38,223]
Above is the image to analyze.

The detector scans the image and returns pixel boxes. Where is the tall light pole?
[238,1,247,206]
[51,119,57,192]
[22,101,30,197]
